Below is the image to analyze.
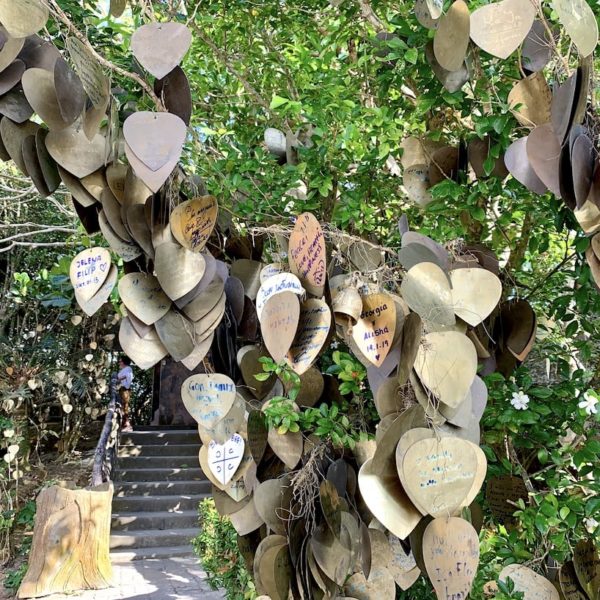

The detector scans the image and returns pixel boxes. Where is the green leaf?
[254,372,271,381]
[405,47,418,64]
[378,143,390,160]
[565,321,578,337]
[576,237,590,253]
[483,156,495,176]
[270,95,289,109]
[471,206,485,221]
[585,498,600,516]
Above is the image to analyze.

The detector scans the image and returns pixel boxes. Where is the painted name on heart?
[352,293,396,367]
[170,195,218,252]
[423,517,480,600]
[256,272,304,320]
[288,212,326,297]
[69,247,111,302]
[181,373,236,429]
[286,299,331,375]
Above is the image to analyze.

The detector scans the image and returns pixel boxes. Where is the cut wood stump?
[17,483,113,599]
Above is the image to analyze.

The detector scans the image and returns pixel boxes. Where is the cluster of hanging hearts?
[0,2,231,369]
[414,0,596,91]
[7,2,599,597]
[407,0,600,290]
[502,62,600,289]
[168,206,549,599]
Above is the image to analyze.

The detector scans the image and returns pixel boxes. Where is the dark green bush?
[193,498,255,600]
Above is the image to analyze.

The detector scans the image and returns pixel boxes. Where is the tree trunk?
[17,483,113,599]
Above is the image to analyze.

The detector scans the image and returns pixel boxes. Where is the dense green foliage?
[192,499,255,600]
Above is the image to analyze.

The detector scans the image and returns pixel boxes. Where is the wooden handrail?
[91,374,123,487]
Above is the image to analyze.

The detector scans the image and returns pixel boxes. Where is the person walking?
[117,356,134,431]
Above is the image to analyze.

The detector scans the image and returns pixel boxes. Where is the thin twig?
[525,251,578,300]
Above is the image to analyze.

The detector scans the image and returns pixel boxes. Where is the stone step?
[120,430,200,446]
[110,545,196,563]
[113,494,207,513]
[112,510,198,531]
[134,426,197,431]
[118,443,200,458]
[115,480,212,497]
[110,528,199,550]
[118,455,199,469]
[115,467,206,482]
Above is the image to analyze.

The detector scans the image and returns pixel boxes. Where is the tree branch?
[506,211,533,274]
[0,227,77,245]
[525,251,578,300]
[357,0,384,29]
[0,241,77,254]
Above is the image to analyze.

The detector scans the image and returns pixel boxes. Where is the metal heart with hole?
[123,111,187,172]
[414,331,477,408]
[131,22,192,79]
[449,268,502,326]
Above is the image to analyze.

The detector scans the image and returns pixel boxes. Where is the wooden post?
[17,483,113,599]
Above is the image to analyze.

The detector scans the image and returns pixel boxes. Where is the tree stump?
[17,483,113,599]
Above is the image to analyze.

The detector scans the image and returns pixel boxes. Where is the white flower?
[511,391,530,410]
[585,517,599,533]
[3,429,14,438]
[62,404,73,414]
[85,354,93,362]
[578,391,598,416]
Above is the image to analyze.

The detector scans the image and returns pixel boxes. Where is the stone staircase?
[110,428,210,563]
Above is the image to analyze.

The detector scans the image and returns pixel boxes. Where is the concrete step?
[110,528,199,549]
[120,430,200,446]
[112,510,198,531]
[115,480,212,497]
[118,444,200,458]
[113,494,207,513]
[110,545,196,563]
[117,455,199,469]
[134,426,197,431]
[115,467,206,482]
